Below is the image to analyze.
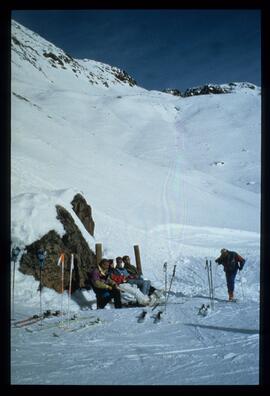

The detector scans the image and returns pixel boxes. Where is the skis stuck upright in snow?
[137,310,147,323]
[153,310,163,323]
[198,304,210,317]
[137,309,164,324]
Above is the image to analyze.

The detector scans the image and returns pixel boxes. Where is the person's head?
[116,256,124,268]
[220,248,228,256]
[99,258,110,271]
[122,255,130,265]
[108,259,114,269]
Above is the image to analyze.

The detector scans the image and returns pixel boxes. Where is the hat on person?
[220,248,228,254]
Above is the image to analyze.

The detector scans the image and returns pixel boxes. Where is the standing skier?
[215,248,245,301]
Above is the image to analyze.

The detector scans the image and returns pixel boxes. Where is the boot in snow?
[228,291,234,301]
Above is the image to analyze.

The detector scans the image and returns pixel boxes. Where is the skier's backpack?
[224,252,237,272]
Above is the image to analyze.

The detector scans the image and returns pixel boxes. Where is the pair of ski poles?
[163,262,177,312]
[57,253,74,327]
[205,259,214,310]
[11,246,45,321]
[37,251,74,327]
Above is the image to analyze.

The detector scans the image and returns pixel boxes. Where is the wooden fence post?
[134,245,142,275]
[95,243,103,266]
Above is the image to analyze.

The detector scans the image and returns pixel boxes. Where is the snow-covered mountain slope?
[11,20,260,385]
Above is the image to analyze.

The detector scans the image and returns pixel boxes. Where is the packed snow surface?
[11,20,260,385]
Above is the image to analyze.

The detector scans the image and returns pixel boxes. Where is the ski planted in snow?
[197,304,210,316]
[153,310,163,323]
[137,310,147,323]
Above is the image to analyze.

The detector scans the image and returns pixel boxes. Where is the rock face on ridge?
[12,19,137,89]
[19,196,96,293]
[163,82,259,97]
[71,193,95,237]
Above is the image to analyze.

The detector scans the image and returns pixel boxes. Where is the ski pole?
[163,262,167,297]
[67,254,74,328]
[11,246,20,320]
[12,258,16,320]
[40,265,42,321]
[164,264,176,312]
[209,260,214,310]
[239,270,245,300]
[57,253,65,327]
[205,259,211,307]
[37,249,46,325]
[61,255,64,327]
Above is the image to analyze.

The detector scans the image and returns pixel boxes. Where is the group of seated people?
[90,255,162,309]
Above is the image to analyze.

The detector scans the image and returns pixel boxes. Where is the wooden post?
[134,245,142,275]
[95,243,103,266]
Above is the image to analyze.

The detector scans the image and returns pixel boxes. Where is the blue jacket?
[113,267,130,277]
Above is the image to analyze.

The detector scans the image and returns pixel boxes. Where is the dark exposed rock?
[163,84,231,97]
[163,88,182,96]
[12,36,21,46]
[55,205,96,289]
[19,199,97,293]
[163,82,259,98]
[71,193,95,237]
[43,52,64,66]
[19,230,70,293]
[183,84,230,97]
[111,67,137,87]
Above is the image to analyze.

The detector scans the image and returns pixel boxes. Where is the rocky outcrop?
[19,197,96,293]
[163,88,182,96]
[163,82,259,98]
[182,84,231,97]
[12,20,137,89]
[71,193,95,236]
[111,67,137,87]
[163,84,231,97]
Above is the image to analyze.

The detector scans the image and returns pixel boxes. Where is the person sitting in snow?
[215,248,245,301]
[122,255,151,296]
[110,257,150,306]
[122,255,164,305]
[107,259,115,273]
[90,258,122,309]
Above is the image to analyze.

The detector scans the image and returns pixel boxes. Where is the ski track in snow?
[11,295,259,385]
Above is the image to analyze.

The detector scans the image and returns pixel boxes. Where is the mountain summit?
[12,20,137,89]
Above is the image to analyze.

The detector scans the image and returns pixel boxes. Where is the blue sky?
[12,9,261,91]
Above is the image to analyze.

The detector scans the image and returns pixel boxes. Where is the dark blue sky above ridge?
[12,9,261,91]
